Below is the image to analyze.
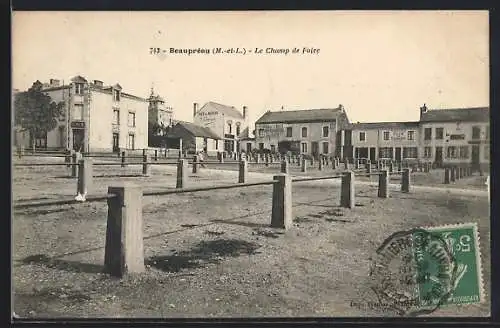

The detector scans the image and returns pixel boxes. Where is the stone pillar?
[318,158,323,171]
[265,153,269,167]
[281,160,289,174]
[121,151,126,168]
[192,155,199,174]
[142,153,150,176]
[176,159,187,189]
[104,184,144,278]
[389,161,394,174]
[366,161,372,177]
[65,149,74,168]
[76,158,93,196]
[340,171,355,209]
[378,170,389,198]
[401,168,410,193]
[354,159,360,170]
[397,162,402,173]
[271,174,292,229]
[301,158,307,173]
[154,149,158,161]
[219,152,224,163]
[344,160,349,170]
[444,168,451,184]
[179,139,183,158]
[332,158,337,170]
[238,159,248,183]
[450,167,456,182]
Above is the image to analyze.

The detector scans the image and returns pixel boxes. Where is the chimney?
[193,102,199,117]
[49,79,60,87]
[93,80,103,87]
[339,104,344,112]
[420,103,428,118]
[243,106,248,119]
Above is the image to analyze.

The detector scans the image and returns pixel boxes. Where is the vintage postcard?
[11,11,490,318]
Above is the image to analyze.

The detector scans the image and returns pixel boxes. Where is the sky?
[12,11,489,130]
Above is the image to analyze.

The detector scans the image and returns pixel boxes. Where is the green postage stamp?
[369,222,485,316]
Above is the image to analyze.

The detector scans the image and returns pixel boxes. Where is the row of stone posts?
[444,166,473,184]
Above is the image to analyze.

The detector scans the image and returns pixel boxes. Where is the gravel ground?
[12,156,490,318]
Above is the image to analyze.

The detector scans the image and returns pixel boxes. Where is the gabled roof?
[420,107,489,123]
[349,121,420,130]
[168,121,220,139]
[71,75,87,83]
[199,101,244,119]
[256,106,345,124]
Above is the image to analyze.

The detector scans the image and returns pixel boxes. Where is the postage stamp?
[369,222,484,316]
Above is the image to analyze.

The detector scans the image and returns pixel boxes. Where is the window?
[459,146,469,159]
[113,90,120,102]
[359,132,366,142]
[72,104,84,120]
[113,109,120,125]
[424,128,432,140]
[435,128,444,140]
[75,83,84,95]
[301,127,308,138]
[259,143,264,150]
[484,145,490,160]
[128,112,136,127]
[403,147,418,159]
[258,129,265,137]
[286,127,292,137]
[407,131,415,141]
[378,147,393,159]
[322,142,329,154]
[472,126,481,139]
[270,145,276,153]
[236,125,240,136]
[127,133,135,150]
[383,131,390,141]
[485,125,490,140]
[214,140,218,150]
[322,126,329,138]
[446,146,457,159]
[301,142,308,153]
[424,146,432,158]
[228,123,232,134]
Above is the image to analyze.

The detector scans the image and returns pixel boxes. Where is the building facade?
[14,76,149,152]
[349,121,421,162]
[254,105,350,158]
[419,105,489,170]
[193,101,249,154]
[148,90,174,134]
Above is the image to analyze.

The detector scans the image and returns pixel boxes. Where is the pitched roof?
[199,101,244,119]
[256,106,345,124]
[168,121,220,139]
[349,121,420,130]
[71,75,87,83]
[420,107,489,123]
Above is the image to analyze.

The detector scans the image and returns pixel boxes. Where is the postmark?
[368,222,484,316]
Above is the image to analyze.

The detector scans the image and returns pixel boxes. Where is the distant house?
[238,127,255,153]
[254,105,350,159]
[166,121,221,156]
[419,105,489,170]
[348,121,420,162]
[193,101,250,154]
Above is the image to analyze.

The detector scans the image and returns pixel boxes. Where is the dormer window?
[75,83,84,95]
[113,89,120,102]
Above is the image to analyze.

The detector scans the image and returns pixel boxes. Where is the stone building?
[254,105,350,159]
[166,121,221,156]
[14,76,149,153]
[148,89,174,135]
[419,105,489,170]
[349,121,420,162]
[193,101,249,154]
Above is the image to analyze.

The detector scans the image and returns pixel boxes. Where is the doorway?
[369,147,376,162]
[72,129,85,152]
[435,146,443,167]
[311,142,319,159]
[246,142,252,153]
[395,147,402,162]
[112,133,119,153]
[471,145,480,169]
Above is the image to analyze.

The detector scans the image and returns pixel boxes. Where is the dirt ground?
[12,155,490,318]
